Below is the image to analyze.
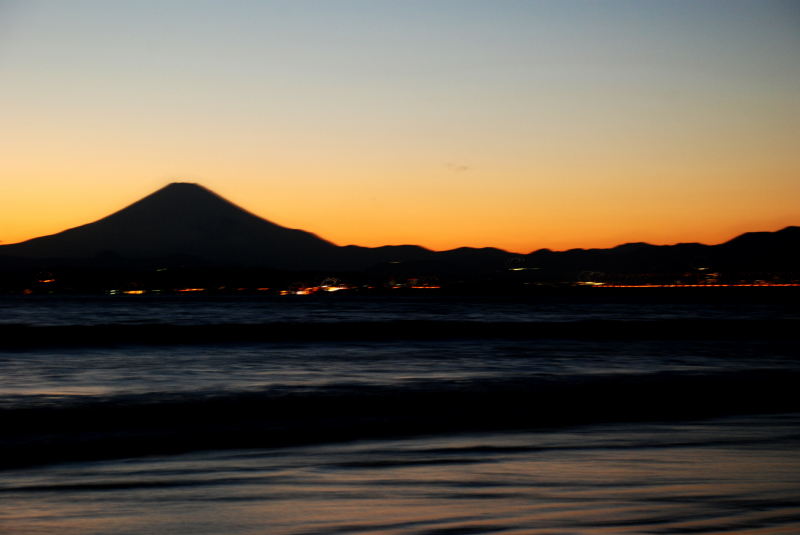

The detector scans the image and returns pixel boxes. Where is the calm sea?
[1,295,798,534]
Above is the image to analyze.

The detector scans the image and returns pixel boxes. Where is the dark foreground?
[0,294,798,534]
[3,417,799,535]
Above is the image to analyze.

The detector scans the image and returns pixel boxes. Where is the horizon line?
[1,181,797,254]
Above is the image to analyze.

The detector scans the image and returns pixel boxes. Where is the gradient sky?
[1,0,798,252]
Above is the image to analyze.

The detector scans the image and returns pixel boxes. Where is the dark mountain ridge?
[1,183,798,278]
[0,183,340,271]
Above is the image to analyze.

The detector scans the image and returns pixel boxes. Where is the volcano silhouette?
[0,183,348,270]
[1,182,798,275]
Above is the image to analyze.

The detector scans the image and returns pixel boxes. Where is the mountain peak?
[158,182,211,193]
[118,182,269,225]
[143,182,225,203]
[0,182,337,267]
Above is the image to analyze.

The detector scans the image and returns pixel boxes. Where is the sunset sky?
[1,0,798,253]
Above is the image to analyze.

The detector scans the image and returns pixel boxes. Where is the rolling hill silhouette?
[0,182,798,276]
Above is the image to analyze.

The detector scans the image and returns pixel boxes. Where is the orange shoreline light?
[595,283,800,288]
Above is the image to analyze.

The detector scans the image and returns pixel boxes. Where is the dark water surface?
[3,417,799,535]
[1,294,798,326]
[1,295,798,534]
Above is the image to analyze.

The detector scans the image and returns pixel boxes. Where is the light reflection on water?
[1,296,798,534]
[1,295,798,326]
[1,339,797,404]
[1,416,798,535]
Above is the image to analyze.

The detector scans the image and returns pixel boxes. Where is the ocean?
[1,294,799,534]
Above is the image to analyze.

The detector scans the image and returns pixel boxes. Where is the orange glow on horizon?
[1,3,798,253]
[0,178,797,254]
[596,283,800,288]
